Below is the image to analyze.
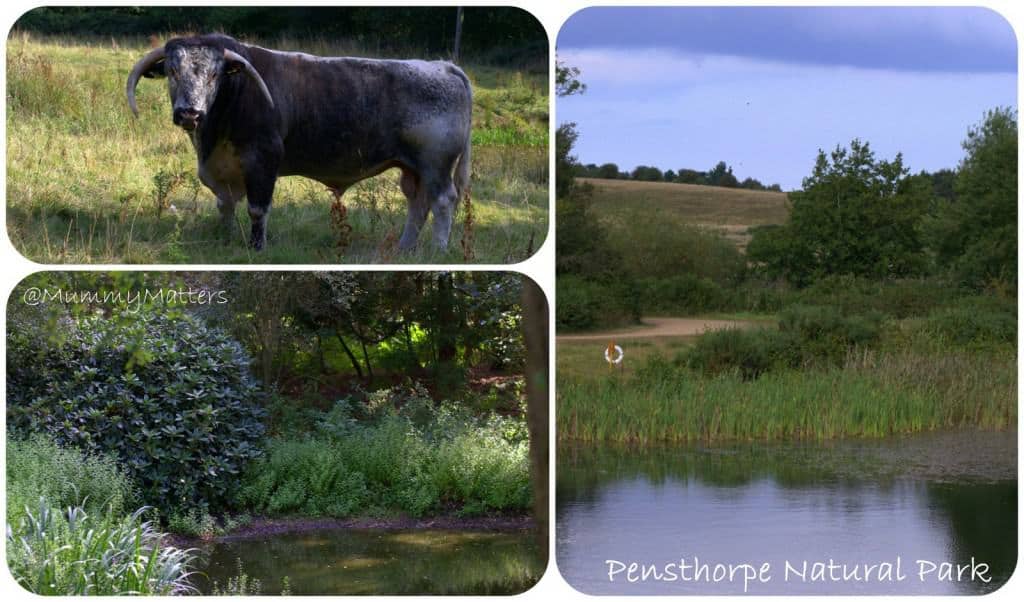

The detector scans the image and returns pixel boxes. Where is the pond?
[557,431,1016,595]
[191,528,544,595]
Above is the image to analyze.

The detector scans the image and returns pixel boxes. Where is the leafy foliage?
[925,107,1017,290]
[6,435,137,528]
[7,500,197,595]
[919,296,1017,347]
[240,384,531,517]
[749,140,930,285]
[683,305,883,378]
[7,311,266,512]
[683,328,799,380]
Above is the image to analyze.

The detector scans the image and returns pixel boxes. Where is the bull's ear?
[224,58,242,76]
[142,58,166,79]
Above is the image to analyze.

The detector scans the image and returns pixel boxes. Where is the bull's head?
[126,38,274,131]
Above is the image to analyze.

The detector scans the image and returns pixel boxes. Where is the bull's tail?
[454,126,472,210]
[451,65,473,212]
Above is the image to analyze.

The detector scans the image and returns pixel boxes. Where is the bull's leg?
[430,179,458,249]
[398,169,428,251]
[244,171,276,251]
[216,194,237,231]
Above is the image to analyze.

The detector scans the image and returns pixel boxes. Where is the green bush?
[795,276,960,318]
[638,274,727,314]
[779,304,884,363]
[7,500,197,595]
[606,217,747,286]
[241,387,530,517]
[239,438,371,517]
[556,275,638,331]
[920,296,1016,346]
[683,306,884,379]
[7,311,266,512]
[6,435,136,528]
[683,328,799,379]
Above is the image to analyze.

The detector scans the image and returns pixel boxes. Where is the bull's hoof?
[249,229,266,251]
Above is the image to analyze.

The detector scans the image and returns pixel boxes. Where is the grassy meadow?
[577,177,788,250]
[557,177,1017,444]
[6,33,548,264]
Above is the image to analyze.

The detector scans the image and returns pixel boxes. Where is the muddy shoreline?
[166,514,536,548]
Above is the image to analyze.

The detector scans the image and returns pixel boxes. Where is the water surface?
[193,528,543,595]
[557,431,1016,595]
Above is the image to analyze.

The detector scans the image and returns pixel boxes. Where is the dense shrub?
[7,500,197,595]
[241,386,530,517]
[920,296,1016,346]
[6,436,136,527]
[556,275,638,331]
[683,328,799,379]
[7,312,266,512]
[239,438,371,517]
[683,306,884,378]
[638,274,727,314]
[606,217,747,285]
[795,275,960,318]
[779,305,884,363]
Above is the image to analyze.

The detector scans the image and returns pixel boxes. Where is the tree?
[749,140,930,285]
[598,162,620,179]
[676,168,705,185]
[556,61,587,98]
[555,61,587,199]
[452,7,463,62]
[631,165,663,181]
[706,161,738,187]
[521,276,548,562]
[663,169,677,182]
[925,108,1017,290]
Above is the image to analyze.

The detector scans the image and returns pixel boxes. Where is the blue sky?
[557,7,1017,190]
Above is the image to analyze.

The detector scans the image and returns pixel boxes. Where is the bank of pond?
[6,394,540,595]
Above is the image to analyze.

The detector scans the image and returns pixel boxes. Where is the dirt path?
[557,317,750,342]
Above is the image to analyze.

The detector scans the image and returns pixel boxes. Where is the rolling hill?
[577,177,789,250]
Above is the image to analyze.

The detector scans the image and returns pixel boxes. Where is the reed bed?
[557,348,1016,444]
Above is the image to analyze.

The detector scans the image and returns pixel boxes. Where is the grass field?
[577,177,788,250]
[6,33,548,264]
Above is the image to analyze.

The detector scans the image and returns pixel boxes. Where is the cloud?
[558,7,1017,74]
[558,47,1017,189]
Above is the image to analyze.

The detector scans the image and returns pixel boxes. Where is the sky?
[557,7,1017,190]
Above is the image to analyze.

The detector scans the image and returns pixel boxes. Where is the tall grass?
[7,500,197,595]
[557,348,1016,444]
[6,34,548,263]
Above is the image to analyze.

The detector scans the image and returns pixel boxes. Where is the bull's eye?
[168,67,178,79]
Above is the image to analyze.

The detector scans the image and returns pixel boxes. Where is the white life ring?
[604,344,624,365]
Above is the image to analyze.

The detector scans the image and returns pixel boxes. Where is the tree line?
[574,160,784,192]
[13,7,546,66]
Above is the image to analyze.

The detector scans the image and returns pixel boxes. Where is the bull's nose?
[173,108,203,130]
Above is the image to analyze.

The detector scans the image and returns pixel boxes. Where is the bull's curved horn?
[224,49,275,109]
[126,46,166,118]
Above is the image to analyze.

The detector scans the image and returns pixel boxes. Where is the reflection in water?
[193,528,543,595]
[557,431,1016,595]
